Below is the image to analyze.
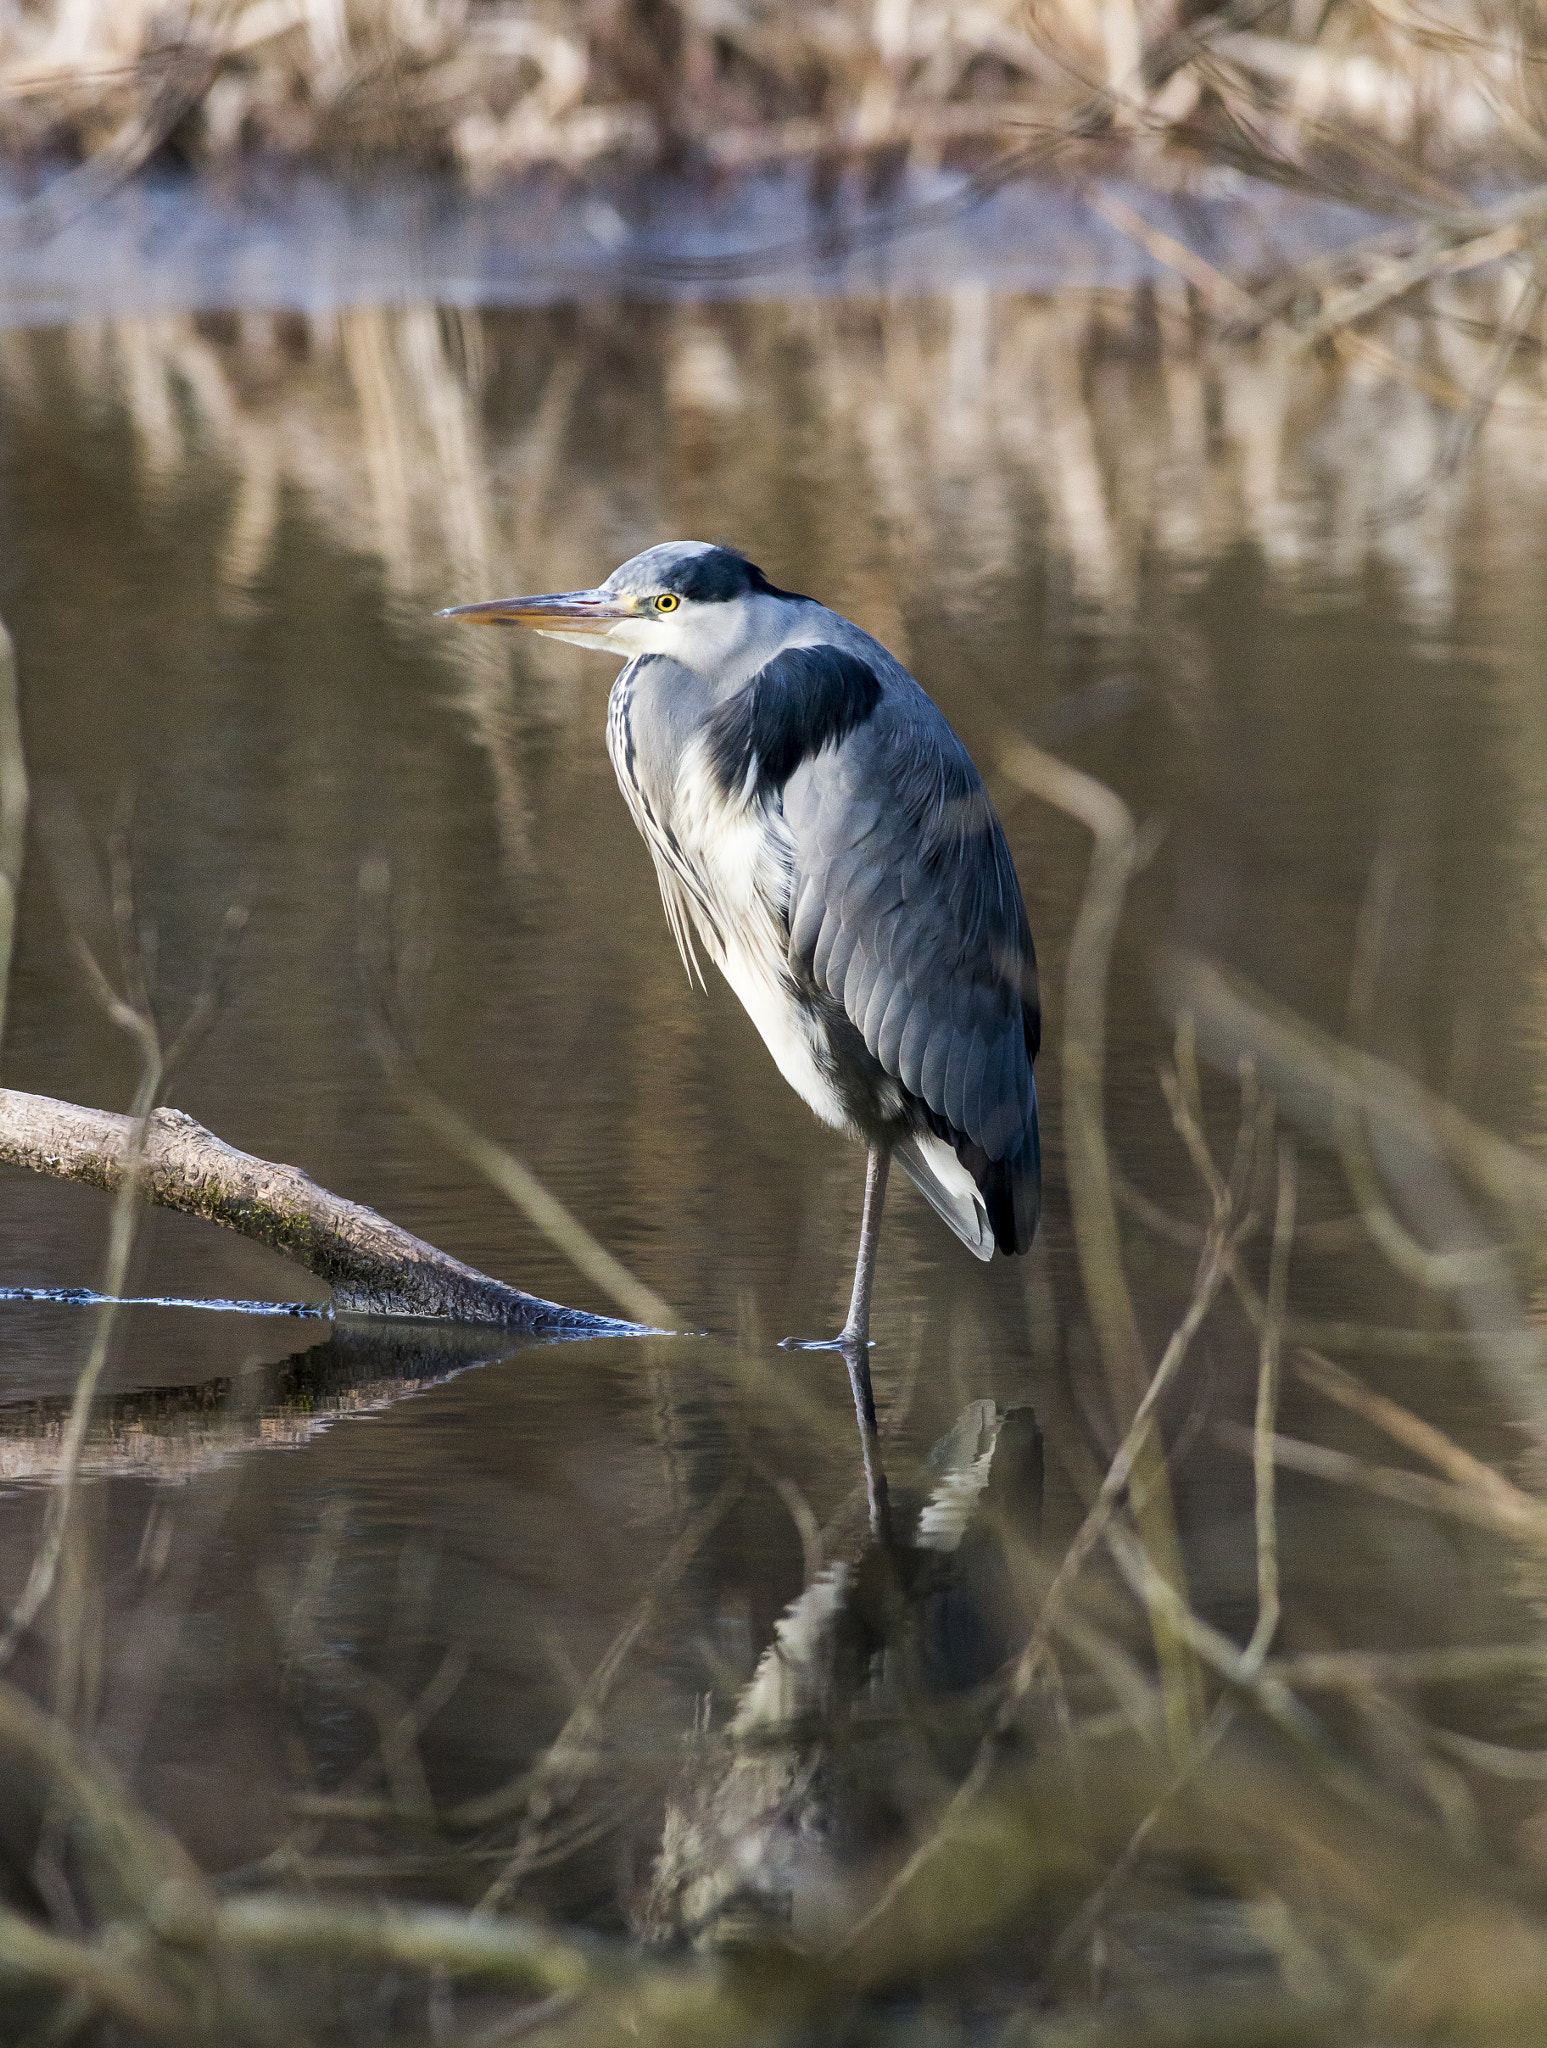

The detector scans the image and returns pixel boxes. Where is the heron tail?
[894,1116,1040,1261]
[893,1133,994,1261]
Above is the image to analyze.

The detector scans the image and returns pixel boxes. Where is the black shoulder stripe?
[705,645,883,801]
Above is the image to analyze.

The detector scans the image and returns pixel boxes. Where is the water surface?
[1,271,1545,1929]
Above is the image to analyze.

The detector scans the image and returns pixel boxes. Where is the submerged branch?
[217,1896,593,1995]
[0,1086,649,1334]
[1158,948,1547,1233]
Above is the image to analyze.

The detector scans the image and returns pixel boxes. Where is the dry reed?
[0,0,1543,192]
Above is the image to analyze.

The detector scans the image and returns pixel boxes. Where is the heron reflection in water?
[441,544,1040,1505]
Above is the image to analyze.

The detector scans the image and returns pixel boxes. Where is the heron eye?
[655,592,680,613]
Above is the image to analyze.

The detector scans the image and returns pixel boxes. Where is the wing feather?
[845,944,880,1030]
[947,1032,971,1133]
[780,675,1040,1253]
[811,903,845,987]
[925,1020,956,1127]
[823,917,862,995]
[977,1036,1009,1155]
[875,979,911,1073]
[861,959,895,1046]
[962,1032,990,1142]
[897,998,932,1088]
[790,874,824,960]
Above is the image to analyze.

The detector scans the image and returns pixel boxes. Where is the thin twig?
[1294,1350,1535,1512]
[1375,253,1547,526]
[0,613,27,1052]
[0,951,161,1681]
[1428,1728,1547,1781]
[0,1905,183,2033]
[1001,740,1200,1750]
[1100,1522,1327,1752]
[1001,741,1159,1425]
[1214,1422,1547,1545]
[1333,847,1510,1290]
[840,1172,1246,1958]
[1050,1138,1296,1967]
[1087,188,1257,317]
[1158,947,1547,1449]
[361,857,680,1332]
[1300,220,1527,344]
[216,1896,593,1995]
[1267,1644,1547,1689]
[1247,1140,1297,1669]
[753,1459,824,1588]
[450,1469,746,1844]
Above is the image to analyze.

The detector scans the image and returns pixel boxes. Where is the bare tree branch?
[0,1086,651,1334]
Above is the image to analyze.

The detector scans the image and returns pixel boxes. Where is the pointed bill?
[435,591,637,647]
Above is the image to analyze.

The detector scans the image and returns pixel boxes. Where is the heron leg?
[839,1140,891,1355]
[781,1142,892,1355]
[841,1144,892,1542]
[778,1141,893,1539]
[844,1338,891,1545]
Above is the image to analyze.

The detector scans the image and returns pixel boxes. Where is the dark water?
[0,275,1544,1916]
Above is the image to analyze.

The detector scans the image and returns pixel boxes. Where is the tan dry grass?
[0,1,1542,185]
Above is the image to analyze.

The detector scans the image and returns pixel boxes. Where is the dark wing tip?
[982,1117,1041,1256]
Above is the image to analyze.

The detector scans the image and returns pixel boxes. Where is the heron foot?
[777,1332,870,1353]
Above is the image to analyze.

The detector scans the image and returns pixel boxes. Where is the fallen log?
[0,1087,648,1335]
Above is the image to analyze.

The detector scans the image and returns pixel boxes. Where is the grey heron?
[440,542,1040,1426]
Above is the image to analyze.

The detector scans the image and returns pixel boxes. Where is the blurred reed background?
[0,0,1541,184]
[0,262,1540,751]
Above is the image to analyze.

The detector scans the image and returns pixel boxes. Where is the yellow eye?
[655,592,680,612]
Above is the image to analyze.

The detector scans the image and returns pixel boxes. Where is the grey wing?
[782,695,1041,1254]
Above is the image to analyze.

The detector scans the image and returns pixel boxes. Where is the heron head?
[436,542,802,675]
